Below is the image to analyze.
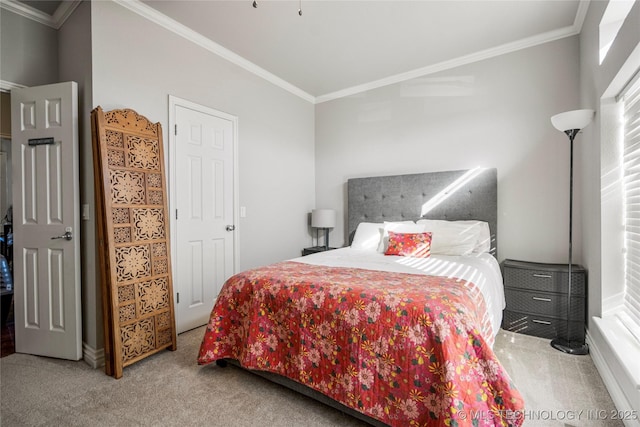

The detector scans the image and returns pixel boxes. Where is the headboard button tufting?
[347,169,497,258]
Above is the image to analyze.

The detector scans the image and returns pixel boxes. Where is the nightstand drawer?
[502,310,584,341]
[504,263,586,296]
[504,288,585,320]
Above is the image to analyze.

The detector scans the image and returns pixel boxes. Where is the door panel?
[11,82,81,360]
[188,240,203,306]
[171,99,236,333]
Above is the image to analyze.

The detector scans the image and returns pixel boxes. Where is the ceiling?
[12,0,586,102]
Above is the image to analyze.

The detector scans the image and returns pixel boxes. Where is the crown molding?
[113,0,316,104]
[111,0,592,104]
[0,0,81,29]
[316,1,589,103]
[3,0,589,105]
[53,0,82,28]
[1,0,54,27]
[316,23,581,104]
[573,0,591,33]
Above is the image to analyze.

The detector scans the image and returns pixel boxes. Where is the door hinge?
[174,124,177,135]
[175,209,178,220]
[176,292,179,304]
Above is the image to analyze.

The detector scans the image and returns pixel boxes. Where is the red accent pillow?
[384,231,432,258]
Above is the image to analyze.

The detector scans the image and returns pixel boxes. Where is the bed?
[198,169,524,426]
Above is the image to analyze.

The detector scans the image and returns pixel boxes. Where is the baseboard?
[587,321,640,427]
[82,342,105,369]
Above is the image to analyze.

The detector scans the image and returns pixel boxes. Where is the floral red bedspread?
[198,261,524,426]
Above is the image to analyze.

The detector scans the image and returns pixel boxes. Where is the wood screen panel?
[91,107,176,378]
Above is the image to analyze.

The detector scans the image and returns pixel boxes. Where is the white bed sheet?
[292,247,505,343]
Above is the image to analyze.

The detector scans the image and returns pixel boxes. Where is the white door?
[11,82,82,360]
[170,97,237,333]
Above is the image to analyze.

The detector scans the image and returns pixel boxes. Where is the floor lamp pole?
[551,129,588,355]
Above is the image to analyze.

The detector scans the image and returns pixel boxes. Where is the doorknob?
[226,225,235,232]
[52,227,73,241]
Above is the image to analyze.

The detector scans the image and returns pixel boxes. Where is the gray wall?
[0,9,59,86]
[0,7,59,218]
[578,1,640,327]
[58,1,99,354]
[315,36,581,265]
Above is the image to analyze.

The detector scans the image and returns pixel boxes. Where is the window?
[622,71,640,339]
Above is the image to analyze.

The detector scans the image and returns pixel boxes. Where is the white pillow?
[470,221,491,253]
[416,219,488,255]
[377,221,422,253]
[351,222,384,251]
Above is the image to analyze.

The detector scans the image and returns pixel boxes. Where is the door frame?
[167,95,240,328]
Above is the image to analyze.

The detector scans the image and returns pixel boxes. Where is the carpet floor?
[0,327,622,426]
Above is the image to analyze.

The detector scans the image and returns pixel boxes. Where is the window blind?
[623,73,640,326]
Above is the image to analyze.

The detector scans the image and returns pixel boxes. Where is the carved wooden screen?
[91,107,176,378]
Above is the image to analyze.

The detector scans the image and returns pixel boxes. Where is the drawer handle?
[532,274,552,279]
[532,296,552,302]
[532,319,551,325]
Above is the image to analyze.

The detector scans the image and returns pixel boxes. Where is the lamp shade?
[551,109,594,132]
[311,209,336,228]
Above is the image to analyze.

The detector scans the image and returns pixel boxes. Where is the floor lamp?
[550,108,594,355]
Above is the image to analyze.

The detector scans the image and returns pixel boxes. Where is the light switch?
[82,204,90,221]
[240,206,246,218]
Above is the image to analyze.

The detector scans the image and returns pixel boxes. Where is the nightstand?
[302,246,337,256]
[501,259,586,341]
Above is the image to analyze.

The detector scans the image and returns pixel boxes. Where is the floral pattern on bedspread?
[198,261,524,426]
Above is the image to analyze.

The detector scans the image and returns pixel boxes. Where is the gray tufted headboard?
[347,168,498,257]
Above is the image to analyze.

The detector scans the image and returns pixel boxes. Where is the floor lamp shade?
[549,108,593,356]
[311,209,336,248]
[551,109,594,132]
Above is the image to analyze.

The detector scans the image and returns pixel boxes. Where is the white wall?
[90,1,316,271]
[315,37,581,264]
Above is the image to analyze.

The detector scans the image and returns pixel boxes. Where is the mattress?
[291,247,506,345]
